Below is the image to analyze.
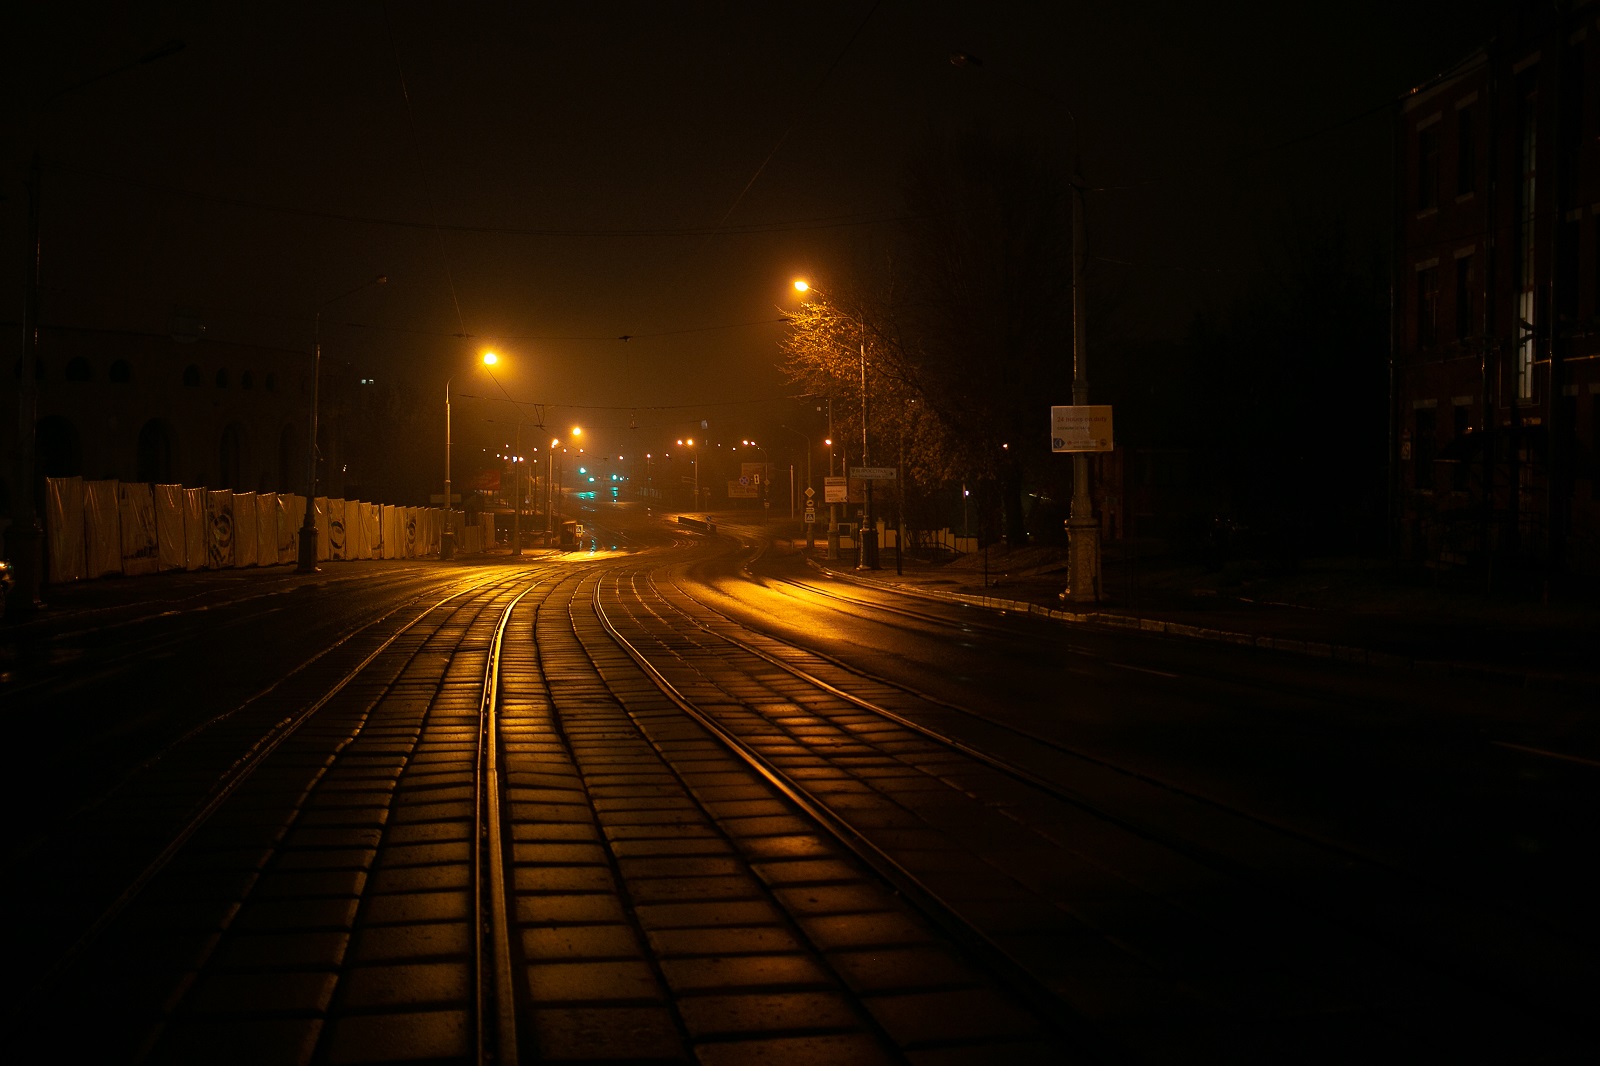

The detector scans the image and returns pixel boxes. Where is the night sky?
[6,2,1502,467]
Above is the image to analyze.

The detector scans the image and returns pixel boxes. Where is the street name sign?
[824,476,848,502]
[849,467,897,480]
[1050,405,1114,453]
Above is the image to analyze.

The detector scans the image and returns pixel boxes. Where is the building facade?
[2,323,343,529]
[1394,0,1599,584]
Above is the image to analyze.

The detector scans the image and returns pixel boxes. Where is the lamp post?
[545,428,580,543]
[8,40,185,616]
[950,50,1098,600]
[741,440,770,522]
[778,426,812,540]
[441,350,498,561]
[826,424,838,560]
[298,275,386,573]
[1062,171,1101,601]
[794,281,876,567]
[501,431,525,557]
[546,438,559,541]
[676,438,699,511]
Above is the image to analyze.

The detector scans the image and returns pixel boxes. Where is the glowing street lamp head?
[571,426,582,437]
[793,280,809,293]
[482,351,499,366]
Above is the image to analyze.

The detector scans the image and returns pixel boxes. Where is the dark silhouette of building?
[1393,0,1599,585]
[2,323,332,509]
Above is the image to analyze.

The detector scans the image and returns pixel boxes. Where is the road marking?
[1107,661,1181,679]
[1492,741,1600,769]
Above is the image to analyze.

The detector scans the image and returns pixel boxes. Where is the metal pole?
[511,422,521,556]
[858,331,878,569]
[1064,174,1101,602]
[298,276,384,572]
[295,312,325,572]
[441,378,455,559]
[827,399,839,560]
[546,447,555,540]
[896,427,904,575]
[6,152,45,614]
[8,42,186,615]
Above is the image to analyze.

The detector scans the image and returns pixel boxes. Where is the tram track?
[20,571,542,1061]
[587,559,1592,1052]
[588,571,1088,1051]
[13,515,1590,1063]
[18,571,508,864]
[504,564,1073,1060]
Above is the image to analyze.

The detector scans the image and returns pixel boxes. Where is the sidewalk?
[797,535,1600,697]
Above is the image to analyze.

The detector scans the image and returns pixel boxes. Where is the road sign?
[804,486,815,499]
[1050,405,1114,453]
[824,476,848,503]
[804,508,816,523]
[850,466,897,480]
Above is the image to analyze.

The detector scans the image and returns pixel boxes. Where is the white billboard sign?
[1051,405,1114,453]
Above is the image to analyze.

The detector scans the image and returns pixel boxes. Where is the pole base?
[858,528,880,570]
[295,524,319,574]
[3,519,47,616]
[1063,515,1102,603]
[440,530,455,561]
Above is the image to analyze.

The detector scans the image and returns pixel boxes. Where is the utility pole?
[1064,173,1102,602]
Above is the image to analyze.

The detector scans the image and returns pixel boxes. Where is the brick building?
[1394,0,1600,583]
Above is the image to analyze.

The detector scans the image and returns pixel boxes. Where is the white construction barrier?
[42,477,459,583]
[119,482,159,576]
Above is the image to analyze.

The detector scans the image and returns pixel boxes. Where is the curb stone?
[805,558,1599,696]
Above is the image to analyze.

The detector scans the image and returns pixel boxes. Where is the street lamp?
[676,438,703,510]
[546,428,580,543]
[441,350,498,561]
[298,275,387,573]
[794,280,877,568]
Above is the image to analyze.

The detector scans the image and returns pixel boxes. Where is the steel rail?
[28,573,525,1010]
[19,573,506,861]
[587,574,1088,1045]
[476,585,533,1065]
[641,567,1594,1029]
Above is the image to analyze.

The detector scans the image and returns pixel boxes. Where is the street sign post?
[1050,405,1114,453]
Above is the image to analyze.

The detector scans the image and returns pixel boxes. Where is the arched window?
[219,422,243,490]
[215,368,229,389]
[109,360,132,383]
[137,419,173,483]
[183,365,202,387]
[65,357,91,381]
[36,415,83,478]
[279,422,301,492]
